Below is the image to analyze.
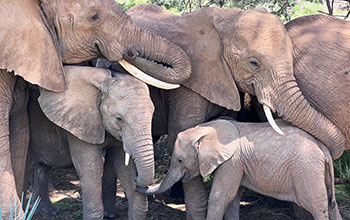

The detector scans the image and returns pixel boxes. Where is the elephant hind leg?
[0,70,19,218]
[31,160,58,216]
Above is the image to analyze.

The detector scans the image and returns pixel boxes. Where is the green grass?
[334,151,350,179]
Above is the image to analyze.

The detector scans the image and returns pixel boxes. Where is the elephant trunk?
[124,19,191,84]
[272,79,345,159]
[128,138,155,187]
[102,6,191,86]
[137,167,182,195]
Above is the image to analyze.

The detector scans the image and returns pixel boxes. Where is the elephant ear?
[38,66,112,144]
[197,120,240,177]
[165,8,241,111]
[0,0,66,92]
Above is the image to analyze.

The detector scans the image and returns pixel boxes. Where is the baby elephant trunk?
[137,168,182,195]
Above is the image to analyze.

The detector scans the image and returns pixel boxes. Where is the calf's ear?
[38,66,112,144]
[196,120,240,177]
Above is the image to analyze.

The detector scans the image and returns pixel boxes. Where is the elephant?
[28,65,153,219]
[0,0,191,217]
[126,4,344,160]
[284,14,350,156]
[95,58,239,219]
[138,119,342,220]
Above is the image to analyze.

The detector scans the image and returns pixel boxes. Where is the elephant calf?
[138,119,342,220]
[29,66,154,219]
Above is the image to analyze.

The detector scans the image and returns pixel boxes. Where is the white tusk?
[263,104,284,135]
[125,152,130,166]
[118,59,180,90]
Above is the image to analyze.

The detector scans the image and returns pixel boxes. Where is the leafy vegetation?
[116,0,349,21]
[335,151,350,179]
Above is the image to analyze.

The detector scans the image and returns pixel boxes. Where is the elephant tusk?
[263,104,284,135]
[125,152,130,166]
[118,59,180,90]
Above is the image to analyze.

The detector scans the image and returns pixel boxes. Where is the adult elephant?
[125,4,345,219]
[285,14,350,154]
[0,0,191,217]
[127,4,344,158]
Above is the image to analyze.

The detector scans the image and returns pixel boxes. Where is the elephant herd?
[0,0,349,220]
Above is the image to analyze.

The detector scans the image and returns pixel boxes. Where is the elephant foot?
[35,202,59,216]
[104,209,119,219]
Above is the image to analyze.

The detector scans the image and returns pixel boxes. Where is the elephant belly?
[241,175,294,203]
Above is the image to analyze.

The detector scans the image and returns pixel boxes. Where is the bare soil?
[31,137,350,220]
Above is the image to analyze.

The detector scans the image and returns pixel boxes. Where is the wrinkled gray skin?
[122,5,346,218]
[96,58,237,219]
[0,0,191,217]
[30,66,154,220]
[139,119,342,220]
[285,15,350,152]
[127,3,344,161]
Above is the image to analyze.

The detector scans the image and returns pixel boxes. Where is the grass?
[334,151,350,179]
[0,193,40,220]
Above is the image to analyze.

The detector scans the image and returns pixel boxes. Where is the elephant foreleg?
[102,147,118,219]
[10,77,29,194]
[68,133,104,220]
[207,163,243,220]
[0,70,21,218]
[223,187,244,220]
[112,143,148,220]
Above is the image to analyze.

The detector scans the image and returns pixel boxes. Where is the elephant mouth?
[124,49,173,69]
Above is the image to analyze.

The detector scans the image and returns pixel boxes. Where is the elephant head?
[137,119,238,195]
[128,5,344,159]
[0,0,191,93]
[38,66,155,187]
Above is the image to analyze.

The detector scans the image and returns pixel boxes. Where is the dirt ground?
[30,166,350,220]
[31,137,350,220]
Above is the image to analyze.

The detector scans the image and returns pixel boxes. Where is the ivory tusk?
[118,59,180,90]
[125,152,130,166]
[263,104,284,135]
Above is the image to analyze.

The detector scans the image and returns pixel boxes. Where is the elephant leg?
[0,70,21,218]
[168,87,223,219]
[102,147,118,219]
[10,77,29,194]
[207,164,243,220]
[68,133,104,220]
[112,143,148,220]
[32,160,58,216]
[223,187,244,220]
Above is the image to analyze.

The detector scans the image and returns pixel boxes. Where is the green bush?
[334,151,350,179]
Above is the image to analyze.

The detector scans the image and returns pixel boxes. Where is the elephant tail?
[322,144,342,219]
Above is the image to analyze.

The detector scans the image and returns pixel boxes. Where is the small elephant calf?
[138,119,342,220]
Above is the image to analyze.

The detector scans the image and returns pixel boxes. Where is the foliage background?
[117,0,350,21]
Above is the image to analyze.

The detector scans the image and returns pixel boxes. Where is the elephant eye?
[89,12,100,22]
[178,159,183,163]
[116,116,124,124]
[249,57,260,72]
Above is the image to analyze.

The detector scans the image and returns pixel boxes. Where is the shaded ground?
[31,137,350,220]
[30,166,350,220]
